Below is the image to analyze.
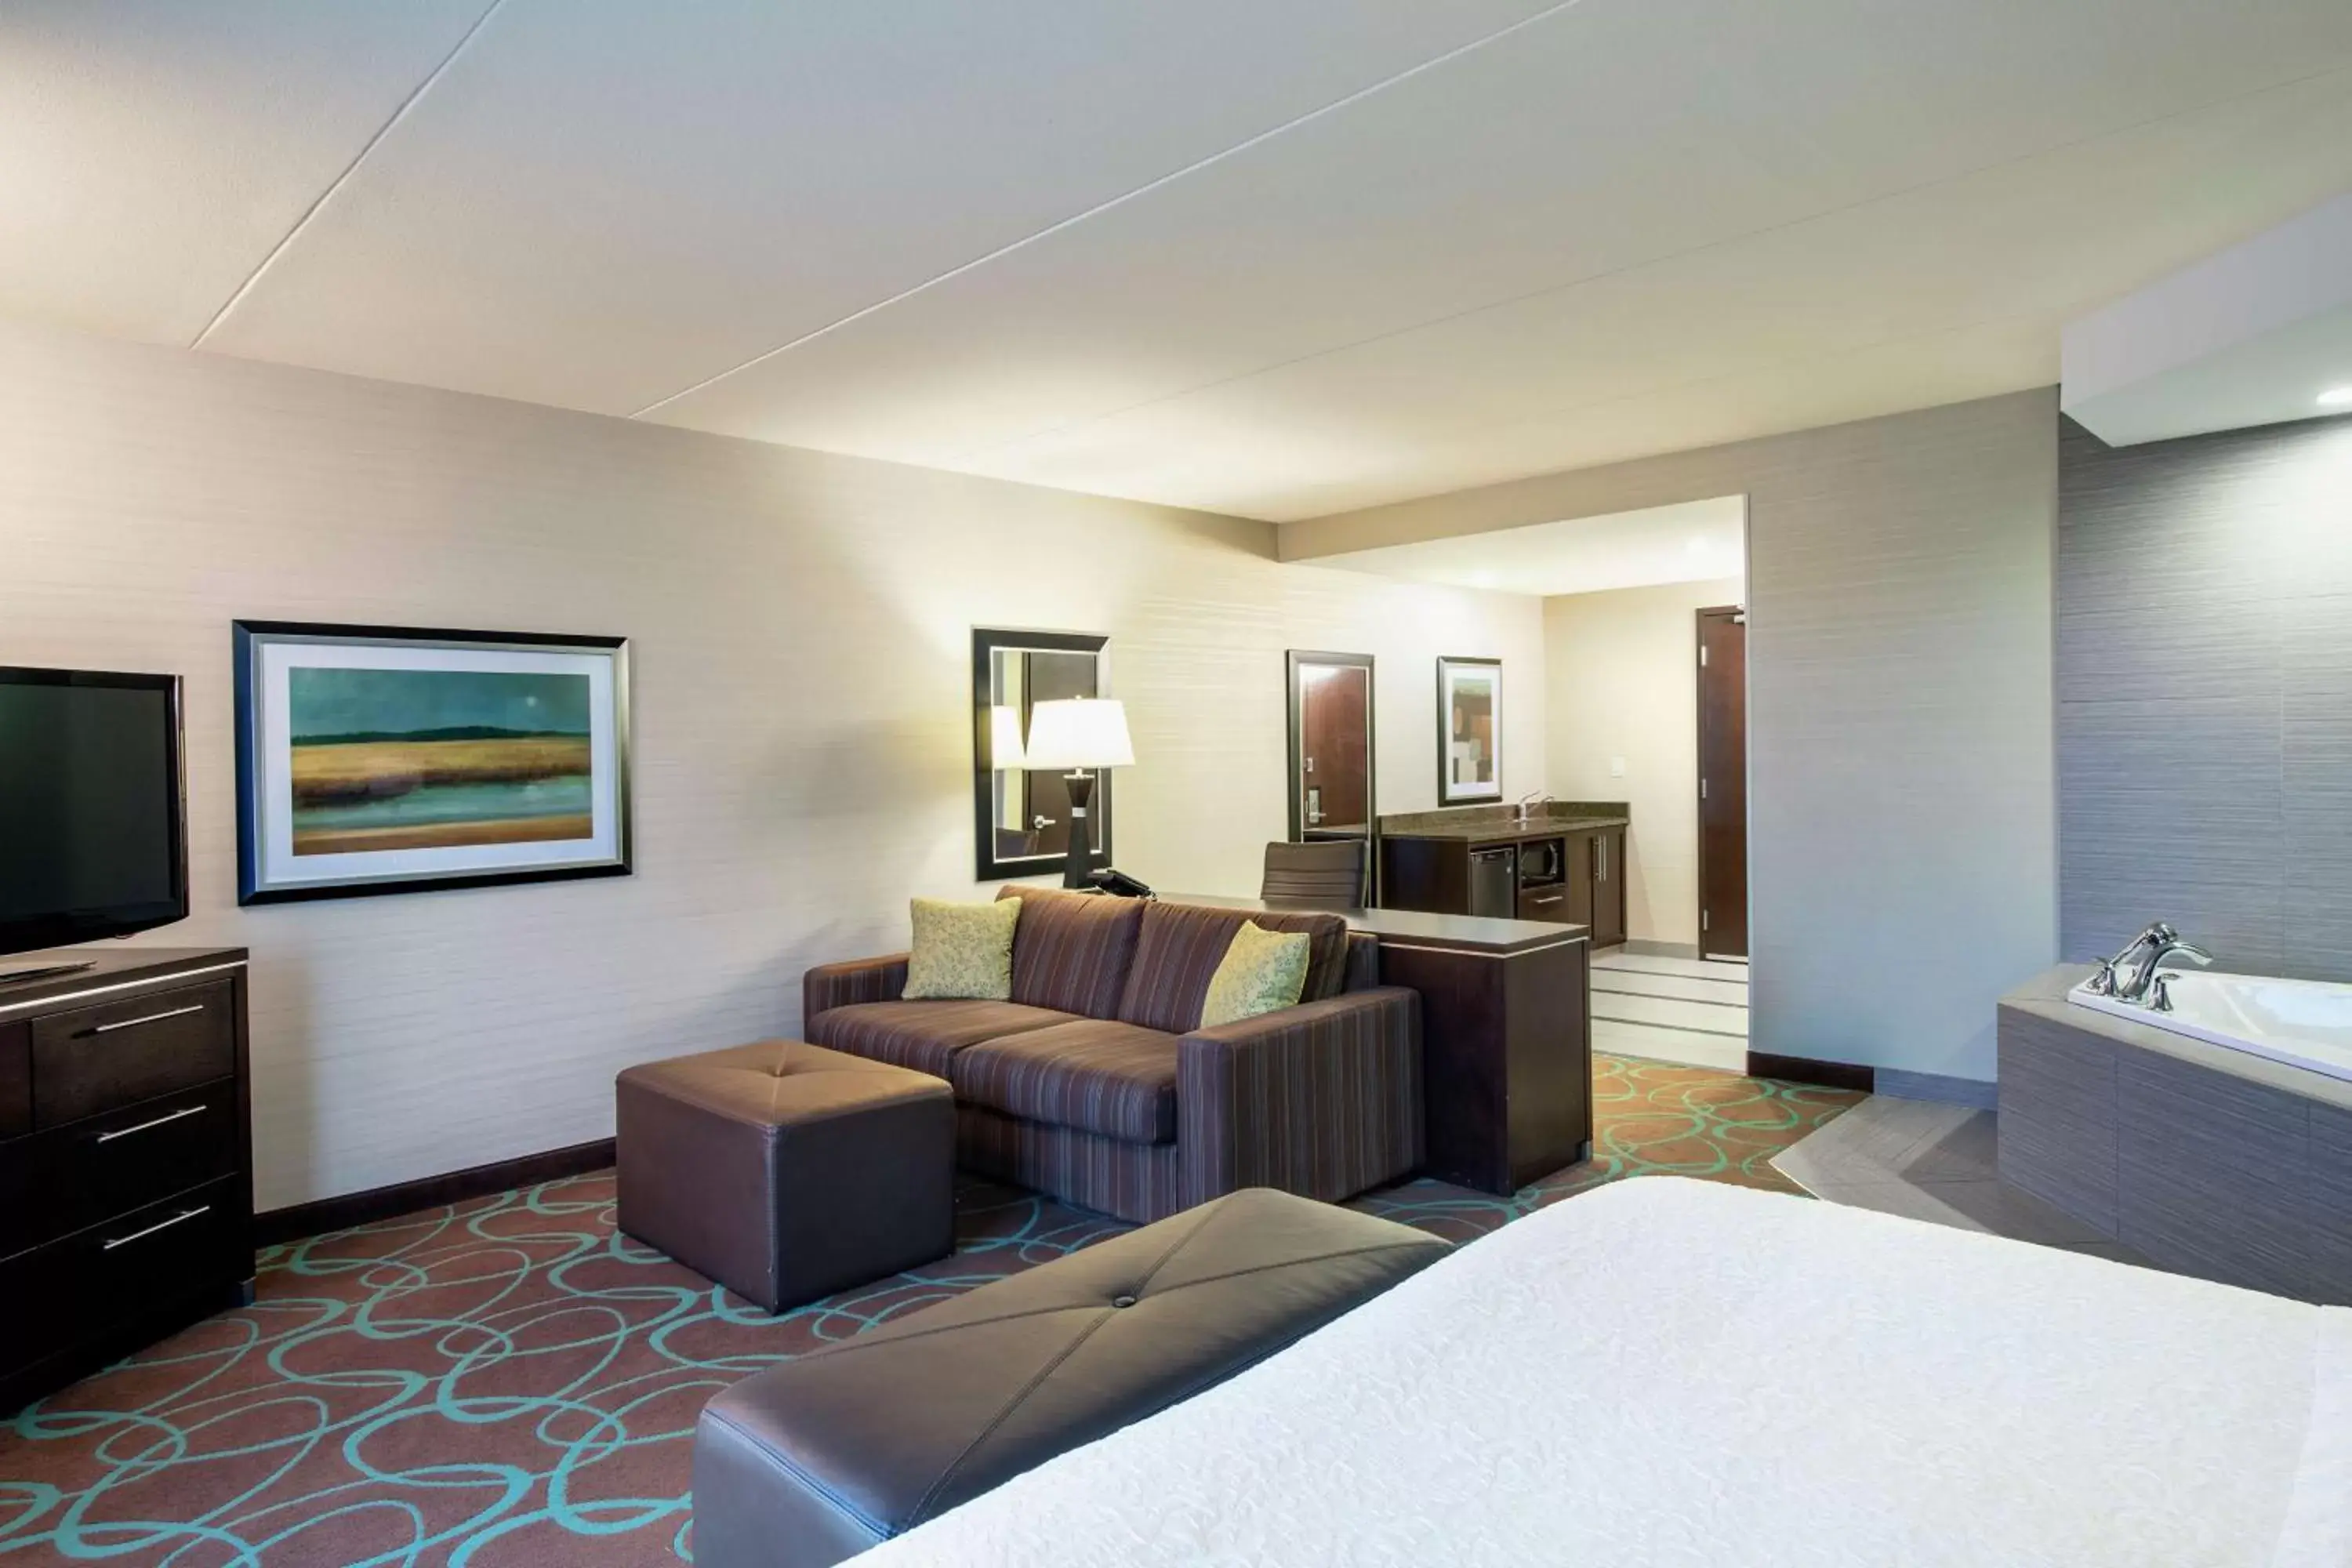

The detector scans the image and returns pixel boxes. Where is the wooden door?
[1297,663,1370,833]
[1696,607,1748,959]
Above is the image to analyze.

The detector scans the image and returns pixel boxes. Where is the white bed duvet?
[857,1178,2351,1567]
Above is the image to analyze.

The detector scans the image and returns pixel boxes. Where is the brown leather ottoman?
[615,1040,953,1313]
[691,1187,1450,1568]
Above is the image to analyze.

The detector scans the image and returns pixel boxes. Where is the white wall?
[1290,389,2059,1084]
[0,319,1544,1208]
[1544,575,1744,947]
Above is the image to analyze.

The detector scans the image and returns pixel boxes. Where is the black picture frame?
[1284,649,1377,843]
[234,619,633,906]
[971,626,1112,883]
[1436,655,1504,805]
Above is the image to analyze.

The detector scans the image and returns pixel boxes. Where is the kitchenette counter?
[1377,804,1630,945]
[1378,812,1628,845]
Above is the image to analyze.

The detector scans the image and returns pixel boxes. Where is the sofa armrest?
[1176,987,1422,1209]
[802,953,909,1022]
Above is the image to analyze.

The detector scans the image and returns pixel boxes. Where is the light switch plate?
[1609,756,1627,777]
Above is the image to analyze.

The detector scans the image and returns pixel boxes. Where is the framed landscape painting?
[234,622,631,904]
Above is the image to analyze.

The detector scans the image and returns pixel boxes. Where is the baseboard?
[1872,1069,1998,1109]
[1618,938,1703,959]
[1746,1051,1875,1094]
[254,1137,616,1247]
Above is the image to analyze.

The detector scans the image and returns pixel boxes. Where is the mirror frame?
[971,626,1113,883]
[1285,649,1377,844]
[1436,655,1504,805]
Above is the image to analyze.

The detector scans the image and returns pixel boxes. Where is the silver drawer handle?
[102,1204,210,1250]
[96,1105,207,1143]
[90,1004,205,1035]
[1528,894,1564,906]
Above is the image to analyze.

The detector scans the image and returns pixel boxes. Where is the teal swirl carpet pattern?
[0,1054,1856,1565]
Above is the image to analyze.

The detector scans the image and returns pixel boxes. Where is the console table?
[1171,897,1591,1195]
[0,946,255,1412]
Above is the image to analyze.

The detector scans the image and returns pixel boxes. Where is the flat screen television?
[0,666,188,962]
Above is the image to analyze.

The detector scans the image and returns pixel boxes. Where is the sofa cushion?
[993,886,1146,1019]
[1116,903,1351,1034]
[903,896,1020,1000]
[953,1019,1178,1145]
[805,1000,1075,1080]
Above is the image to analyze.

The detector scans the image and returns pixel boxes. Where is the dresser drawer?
[0,1079,239,1258]
[31,978,234,1129]
[0,1177,245,1355]
[1516,886,1573,923]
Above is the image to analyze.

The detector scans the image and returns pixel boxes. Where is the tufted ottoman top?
[617,1038,949,1127]
[691,1187,1450,1568]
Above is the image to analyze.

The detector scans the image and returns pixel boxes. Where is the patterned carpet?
[0,1054,1857,1566]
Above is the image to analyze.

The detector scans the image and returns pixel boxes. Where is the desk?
[1168,895,1592,1194]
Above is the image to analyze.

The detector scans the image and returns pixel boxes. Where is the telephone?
[1090,868,1156,900]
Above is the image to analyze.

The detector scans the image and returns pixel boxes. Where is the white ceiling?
[6,2,2352,521]
[2063,192,2352,445]
[1312,496,1745,598]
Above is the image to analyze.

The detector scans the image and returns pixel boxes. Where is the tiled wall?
[2058,412,2352,979]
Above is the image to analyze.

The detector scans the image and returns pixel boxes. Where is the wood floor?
[1590,945,1749,1072]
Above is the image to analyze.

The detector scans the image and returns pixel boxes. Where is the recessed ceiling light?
[2320,387,2352,408]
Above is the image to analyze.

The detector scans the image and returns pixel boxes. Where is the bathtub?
[2068,967,2352,1083]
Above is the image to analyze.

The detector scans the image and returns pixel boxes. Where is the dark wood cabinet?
[1587,826,1626,948]
[1382,815,1627,950]
[1371,919,1592,1194]
[0,947,253,1414]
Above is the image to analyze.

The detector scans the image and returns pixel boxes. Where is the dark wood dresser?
[0,946,254,1413]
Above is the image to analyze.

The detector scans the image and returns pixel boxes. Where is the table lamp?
[1022,698,1134,888]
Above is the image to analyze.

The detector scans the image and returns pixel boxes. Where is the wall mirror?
[1287,651,1374,841]
[973,628,1112,881]
[1437,655,1502,804]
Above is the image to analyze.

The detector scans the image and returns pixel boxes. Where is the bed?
[852,1177,2351,1566]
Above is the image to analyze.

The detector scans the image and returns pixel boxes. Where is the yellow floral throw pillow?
[903,896,1022,1001]
[1199,921,1312,1028]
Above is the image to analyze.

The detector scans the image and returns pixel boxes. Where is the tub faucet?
[2110,922,2212,1004]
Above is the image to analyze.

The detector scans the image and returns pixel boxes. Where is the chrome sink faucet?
[1512,790,1553,826]
[2091,922,2213,1005]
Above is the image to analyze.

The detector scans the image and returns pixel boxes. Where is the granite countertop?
[1166,892,1588,954]
[1377,801,1629,843]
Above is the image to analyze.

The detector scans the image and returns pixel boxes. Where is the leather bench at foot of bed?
[691,1187,1450,1568]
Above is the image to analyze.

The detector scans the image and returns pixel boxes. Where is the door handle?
[102,1204,211,1251]
[89,1003,205,1036]
[95,1104,208,1144]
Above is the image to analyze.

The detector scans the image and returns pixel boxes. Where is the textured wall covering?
[1544,575,1745,946]
[1291,389,2061,1083]
[0,318,1544,1209]
[2057,411,2352,978]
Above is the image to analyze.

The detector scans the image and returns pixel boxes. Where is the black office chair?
[1261,839,1369,908]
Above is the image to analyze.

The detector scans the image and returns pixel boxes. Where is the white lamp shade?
[1022,698,1134,770]
[989,705,1027,768]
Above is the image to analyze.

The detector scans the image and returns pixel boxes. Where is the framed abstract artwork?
[1436,655,1502,804]
[233,621,632,904]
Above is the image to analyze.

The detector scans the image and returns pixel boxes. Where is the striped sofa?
[801,888,1423,1223]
